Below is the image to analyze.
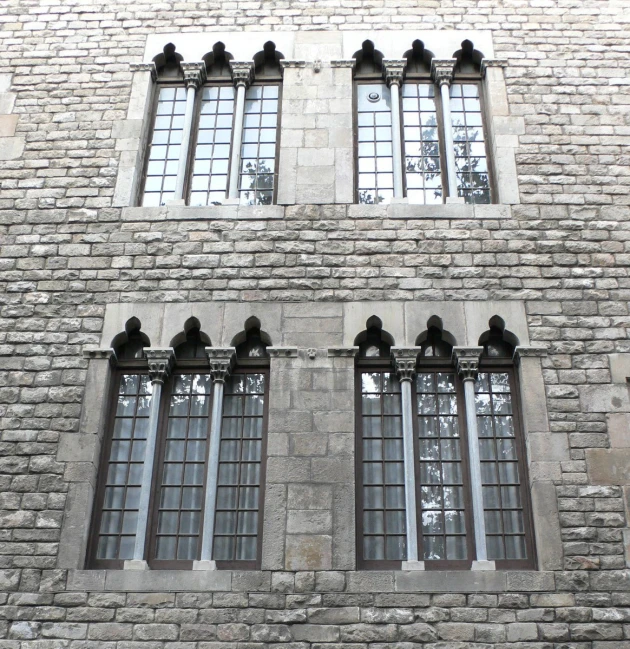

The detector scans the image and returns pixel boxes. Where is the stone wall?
[1,0,630,646]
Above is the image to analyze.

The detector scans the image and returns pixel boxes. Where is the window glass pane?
[356,84,394,205]
[96,375,153,560]
[402,83,442,204]
[417,371,467,561]
[190,85,234,206]
[360,370,405,561]
[450,83,490,204]
[239,85,279,206]
[213,373,266,562]
[153,374,211,562]
[475,371,527,561]
[142,87,187,207]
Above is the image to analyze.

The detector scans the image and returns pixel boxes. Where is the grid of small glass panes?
[239,86,279,206]
[96,375,152,560]
[357,84,395,205]
[450,83,490,204]
[475,372,526,560]
[416,371,467,561]
[142,88,186,207]
[154,374,211,562]
[360,371,407,561]
[189,87,235,206]
[213,373,266,562]
[402,84,443,204]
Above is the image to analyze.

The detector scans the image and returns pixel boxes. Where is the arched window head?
[478,318,518,358]
[253,42,283,80]
[452,40,484,76]
[236,327,268,359]
[419,327,453,358]
[172,319,211,360]
[153,43,183,79]
[112,318,150,360]
[353,40,385,78]
[404,40,433,77]
[202,42,233,80]
[355,317,394,358]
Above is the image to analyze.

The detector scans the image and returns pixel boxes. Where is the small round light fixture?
[367,91,380,102]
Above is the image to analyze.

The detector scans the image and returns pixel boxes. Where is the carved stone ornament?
[181,62,207,89]
[480,58,509,78]
[383,60,406,87]
[392,347,422,382]
[145,348,175,384]
[327,347,359,358]
[268,347,299,358]
[129,62,158,81]
[306,348,317,360]
[230,61,254,88]
[206,347,236,383]
[513,345,548,365]
[330,60,356,69]
[280,60,307,69]
[82,348,117,367]
[431,59,456,87]
[452,346,483,381]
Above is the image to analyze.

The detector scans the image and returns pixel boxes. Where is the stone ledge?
[66,569,553,593]
[121,204,285,221]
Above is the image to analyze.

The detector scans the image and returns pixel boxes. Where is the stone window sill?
[121,203,511,222]
[66,569,554,593]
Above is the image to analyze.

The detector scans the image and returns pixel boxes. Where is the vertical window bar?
[153,373,211,562]
[189,86,235,206]
[213,372,266,563]
[360,371,406,562]
[239,85,279,206]
[402,83,443,204]
[96,374,152,561]
[451,83,491,204]
[357,83,394,205]
[416,371,467,561]
[475,371,527,561]
[383,61,405,199]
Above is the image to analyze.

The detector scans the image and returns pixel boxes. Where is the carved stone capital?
[392,347,422,382]
[83,348,117,367]
[327,347,359,358]
[431,59,456,87]
[130,62,158,81]
[230,61,253,88]
[383,59,406,87]
[181,62,207,89]
[480,58,509,78]
[145,348,175,384]
[513,345,548,365]
[452,346,483,381]
[206,347,236,383]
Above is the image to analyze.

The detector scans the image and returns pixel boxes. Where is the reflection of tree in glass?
[452,123,490,204]
[241,160,273,206]
[359,189,385,205]
[404,116,442,202]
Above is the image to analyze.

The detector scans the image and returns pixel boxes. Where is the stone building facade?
[1,0,630,647]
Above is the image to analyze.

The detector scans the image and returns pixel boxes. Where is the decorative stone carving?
[129,62,157,81]
[392,347,422,382]
[452,346,483,381]
[280,60,307,69]
[327,347,359,357]
[181,62,207,89]
[206,347,236,383]
[230,61,253,88]
[307,348,317,360]
[480,58,509,78]
[145,348,175,384]
[431,59,456,87]
[330,60,356,69]
[82,348,117,363]
[268,347,299,358]
[383,59,405,87]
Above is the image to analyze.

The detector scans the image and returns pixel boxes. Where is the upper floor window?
[354,39,492,206]
[141,42,282,208]
[355,317,534,570]
[89,318,270,570]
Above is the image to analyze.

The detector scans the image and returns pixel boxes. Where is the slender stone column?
[125,348,175,570]
[383,60,406,200]
[392,347,424,569]
[194,347,236,570]
[453,346,495,570]
[174,63,206,201]
[227,62,253,201]
[431,59,460,202]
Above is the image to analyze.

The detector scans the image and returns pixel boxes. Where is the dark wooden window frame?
[214,358,270,570]
[477,357,536,570]
[87,359,149,570]
[356,355,536,570]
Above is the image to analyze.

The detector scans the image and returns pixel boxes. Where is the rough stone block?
[285,535,332,570]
